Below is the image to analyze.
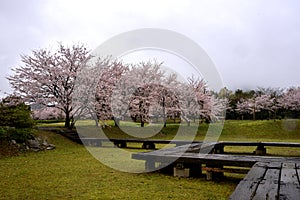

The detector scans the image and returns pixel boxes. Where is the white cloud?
[1,0,300,96]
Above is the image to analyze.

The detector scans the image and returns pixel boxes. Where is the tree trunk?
[182,116,190,126]
[274,110,277,121]
[65,114,71,129]
[162,97,167,128]
[114,117,120,128]
[94,119,99,127]
[64,110,73,129]
[70,120,75,129]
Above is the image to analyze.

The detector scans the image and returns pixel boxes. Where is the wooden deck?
[215,141,300,155]
[80,138,201,149]
[132,143,300,199]
[132,143,300,167]
[53,127,300,153]
[132,143,300,174]
[78,136,300,154]
[229,162,300,200]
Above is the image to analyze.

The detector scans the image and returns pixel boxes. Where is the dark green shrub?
[0,99,34,143]
[7,128,33,143]
[0,127,33,143]
[0,127,9,140]
[0,103,34,128]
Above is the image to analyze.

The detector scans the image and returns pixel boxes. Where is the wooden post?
[173,163,190,177]
[158,162,174,175]
[205,164,224,181]
[214,144,224,154]
[145,159,156,171]
[142,142,155,149]
[114,141,127,148]
[94,140,102,147]
[206,170,213,181]
[255,145,266,155]
[189,164,202,178]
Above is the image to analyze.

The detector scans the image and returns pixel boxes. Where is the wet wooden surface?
[230,161,300,200]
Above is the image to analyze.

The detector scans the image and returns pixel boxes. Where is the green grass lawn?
[38,119,300,141]
[0,130,238,200]
[1,119,300,199]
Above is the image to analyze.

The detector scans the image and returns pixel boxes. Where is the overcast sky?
[1,0,300,96]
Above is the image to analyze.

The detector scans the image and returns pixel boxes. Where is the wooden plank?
[202,167,249,174]
[229,163,267,200]
[229,180,259,200]
[198,142,218,154]
[278,163,300,200]
[220,141,300,148]
[242,162,268,182]
[171,142,218,154]
[262,142,300,147]
[81,138,202,147]
[267,161,282,169]
[154,144,195,155]
[296,165,300,186]
[220,141,262,146]
[232,162,300,200]
[252,167,280,200]
[132,150,300,168]
[69,137,300,150]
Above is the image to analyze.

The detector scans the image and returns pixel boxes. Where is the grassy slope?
[1,119,299,199]
[220,119,300,141]
[38,119,300,141]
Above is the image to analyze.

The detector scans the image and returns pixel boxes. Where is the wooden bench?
[132,142,300,197]
[56,128,300,153]
[229,161,300,200]
[132,144,300,180]
[214,141,300,155]
[80,138,201,149]
[54,129,201,149]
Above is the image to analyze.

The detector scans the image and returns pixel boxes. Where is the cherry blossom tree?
[130,64,181,127]
[83,57,227,127]
[128,82,180,127]
[257,87,283,119]
[32,106,65,120]
[256,94,277,119]
[203,95,227,122]
[236,94,276,120]
[176,77,204,125]
[278,87,300,111]
[8,43,90,129]
[84,58,224,127]
[114,60,167,127]
[236,99,251,120]
[75,59,169,128]
[177,77,226,125]
[95,59,128,127]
